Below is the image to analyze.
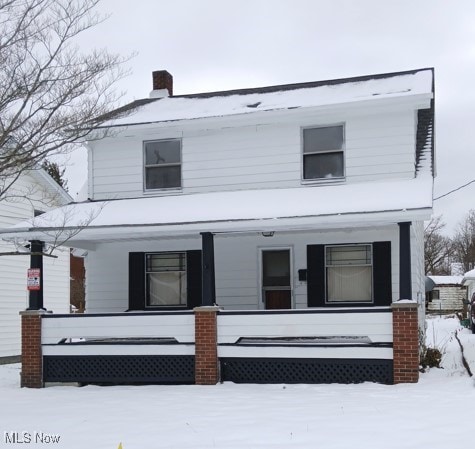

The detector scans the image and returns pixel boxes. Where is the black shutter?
[186,250,202,309]
[372,241,392,306]
[128,252,145,310]
[307,245,325,307]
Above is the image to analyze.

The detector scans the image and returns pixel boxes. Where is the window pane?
[303,126,343,153]
[145,140,181,165]
[263,250,290,287]
[326,245,371,266]
[146,166,181,189]
[304,152,344,179]
[147,272,187,306]
[147,253,185,272]
[327,266,372,302]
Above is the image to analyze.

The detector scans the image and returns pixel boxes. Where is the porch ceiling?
[0,176,433,249]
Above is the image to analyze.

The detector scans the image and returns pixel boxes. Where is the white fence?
[217,307,393,360]
[41,312,195,357]
[41,308,394,360]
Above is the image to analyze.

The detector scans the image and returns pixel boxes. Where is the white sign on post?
[27,268,41,291]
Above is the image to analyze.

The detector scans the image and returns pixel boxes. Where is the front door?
[262,249,292,309]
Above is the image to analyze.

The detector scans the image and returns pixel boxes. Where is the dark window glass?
[304,153,344,179]
[145,140,181,165]
[263,250,290,287]
[303,126,343,153]
[145,166,181,189]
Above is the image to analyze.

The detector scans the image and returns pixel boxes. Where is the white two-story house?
[2,68,435,385]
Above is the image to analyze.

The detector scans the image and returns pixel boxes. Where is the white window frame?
[325,243,373,304]
[145,251,187,308]
[143,138,182,191]
[301,124,346,183]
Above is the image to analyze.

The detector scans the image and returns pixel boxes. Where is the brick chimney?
[152,70,173,96]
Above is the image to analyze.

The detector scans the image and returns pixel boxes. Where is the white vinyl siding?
[0,173,70,358]
[411,220,426,329]
[89,108,417,200]
[345,113,416,181]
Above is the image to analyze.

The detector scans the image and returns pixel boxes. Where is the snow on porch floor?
[0,316,474,449]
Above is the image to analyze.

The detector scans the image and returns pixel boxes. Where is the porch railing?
[217,307,393,357]
[42,311,195,355]
[216,307,394,384]
[41,311,195,384]
[37,306,396,385]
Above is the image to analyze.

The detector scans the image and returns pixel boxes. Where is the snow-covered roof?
[427,276,463,286]
[0,175,433,246]
[102,68,434,128]
[462,269,475,285]
[28,168,72,205]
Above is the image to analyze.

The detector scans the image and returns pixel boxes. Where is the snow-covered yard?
[0,316,474,449]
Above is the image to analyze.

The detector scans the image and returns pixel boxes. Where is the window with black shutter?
[307,242,392,307]
[128,250,202,310]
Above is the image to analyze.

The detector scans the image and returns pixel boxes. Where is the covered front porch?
[1,184,430,386]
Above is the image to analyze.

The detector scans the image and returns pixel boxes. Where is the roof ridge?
[172,67,434,99]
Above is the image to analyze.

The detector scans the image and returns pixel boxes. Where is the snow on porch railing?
[41,311,195,357]
[216,307,393,360]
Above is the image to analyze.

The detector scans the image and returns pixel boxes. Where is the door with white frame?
[261,248,292,309]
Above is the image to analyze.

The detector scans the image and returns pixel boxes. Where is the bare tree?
[452,210,475,273]
[6,200,106,255]
[0,0,129,200]
[424,216,452,275]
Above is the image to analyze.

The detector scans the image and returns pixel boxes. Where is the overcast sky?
[65,0,475,236]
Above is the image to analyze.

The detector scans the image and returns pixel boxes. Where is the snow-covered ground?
[0,316,474,449]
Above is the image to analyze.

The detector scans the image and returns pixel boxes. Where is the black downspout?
[201,232,216,306]
[398,222,412,300]
[28,240,44,310]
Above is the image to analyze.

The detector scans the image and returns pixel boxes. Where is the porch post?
[398,222,412,300]
[391,302,419,383]
[28,240,45,310]
[201,232,216,306]
[20,310,45,388]
[194,306,220,385]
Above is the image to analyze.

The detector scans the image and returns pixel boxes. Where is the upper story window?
[144,139,181,190]
[303,125,344,181]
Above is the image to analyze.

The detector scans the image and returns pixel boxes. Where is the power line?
[434,178,475,201]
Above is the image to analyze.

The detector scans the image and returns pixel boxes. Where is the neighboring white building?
[426,276,466,313]
[462,269,475,306]
[0,169,72,360]
[1,68,435,384]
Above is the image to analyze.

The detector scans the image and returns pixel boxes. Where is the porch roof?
[0,175,433,248]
